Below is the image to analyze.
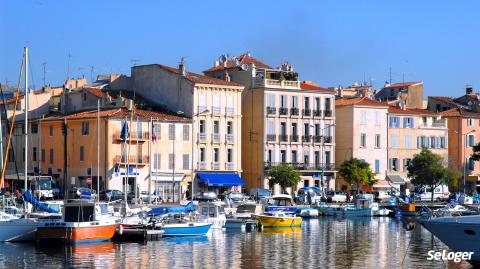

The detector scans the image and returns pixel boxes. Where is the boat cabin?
[269,194,295,206]
[198,202,225,218]
[63,201,109,222]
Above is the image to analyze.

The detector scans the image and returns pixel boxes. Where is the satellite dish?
[241,64,249,71]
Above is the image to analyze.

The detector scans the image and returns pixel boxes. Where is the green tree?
[470,143,480,161]
[267,164,301,193]
[338,158,376,190]
[444,168,462,192]
[407,148,448,201]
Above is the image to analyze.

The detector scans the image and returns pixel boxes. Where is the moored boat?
[255,211,302,228]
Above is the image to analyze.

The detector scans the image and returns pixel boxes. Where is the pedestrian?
[346,192,351,203]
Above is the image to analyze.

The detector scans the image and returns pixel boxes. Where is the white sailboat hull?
[0,219,37,241]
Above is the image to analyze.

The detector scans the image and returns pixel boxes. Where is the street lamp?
[191,108,210,202]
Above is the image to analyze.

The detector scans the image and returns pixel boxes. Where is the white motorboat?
[371,203,392,217]
[299,208,319,218]
[421,215,480,265]
[197,201,226,229]
[0,217,38,241]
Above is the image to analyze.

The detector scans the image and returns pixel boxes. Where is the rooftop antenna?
[131,59,141,67]
[42,62,47,86]
[66,51,72,79]
[90,66,96,83]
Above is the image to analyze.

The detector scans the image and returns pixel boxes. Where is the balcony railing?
[225,107,235,116]
[113,131,149,141]
[264,162,337,171]
[313,110,322,117]
[198,133,207,142]
[279,135,288,142]
[212,106,222,115]
[226,134,234,143]
[266,107,276,115]
[113,155,149,165]
[290,135,299,142]
[324,136,333,143]
[254,78,301,89]
[324,109,332,117]
[198,161,207,170]
[419,122,447,128]
[302,135,311,142]
[302,109,311,117]
[279,107,288,115]
[212,133,221,143]
[290,108,299,116]
[212,162,221,170]
[198,106,208,113]
[267,134,277,142]
[226,162,235,170]
[313,135,322,143]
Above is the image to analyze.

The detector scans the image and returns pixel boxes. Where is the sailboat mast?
[24,47,28,193]
[97,99,100,201]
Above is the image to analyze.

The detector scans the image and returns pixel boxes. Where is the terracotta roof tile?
[150,64,242,87]
[300,82,335,93]
[441,107,480,119]
[384,81,422,89]
[387,105,436,116]
[83,87,104,98]
[335,97,389,107]
[203,53,272,73]
[429,96,458,105]
[43,107,191,122]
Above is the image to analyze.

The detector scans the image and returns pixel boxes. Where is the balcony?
[113,155,149,166]
[290,135,299,142]
[279,107,288,116]
[313,135,322,143]
[264,162,337,171]
[212,162,221,170]
[212,106,222,115]
[226,162,235,170]
[266,107,277,115]
[324,109,332,117]
[226,134,234,143]
[302,135,311,143]
[266,134,277,142]
[212,133,221,143]
[313,110,322,117]
[254,78,301,89]
[198,133,207,142]
[225,107,235,116]
[290,108,299,116]
[302,109,311,117]
[198,106,208,114]
[113,131,149,142]
[323,136,333,143]
[279,135,288,142]
[419,121,447,129]
[198,161,207,170]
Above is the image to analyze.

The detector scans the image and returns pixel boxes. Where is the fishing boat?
[420,215,480,265]
[36,201,120,245]
[255,211,302,228]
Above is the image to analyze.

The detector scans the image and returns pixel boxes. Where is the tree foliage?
[444,168,462,192]
[267,164,301,192]
[338,158,376,189]
[471,143,480,161]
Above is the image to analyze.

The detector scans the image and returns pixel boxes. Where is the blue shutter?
[410,118,414,128]
[403,118,407,128]
[396,117,400,128]
[389,117,393,128]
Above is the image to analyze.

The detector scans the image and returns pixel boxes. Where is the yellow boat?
[255,212,302,228]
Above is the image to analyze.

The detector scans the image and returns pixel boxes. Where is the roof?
[335,97,389,108]
[43,107,191,122]
[203,53,272,73]
[139,64,242,87]
[300,82,335,93]
[83,87,104,98]
[387,105,437,116]
[383,81,422,89]
[386,175,405,185]
[429,96,458,106]
[440,107,480,119]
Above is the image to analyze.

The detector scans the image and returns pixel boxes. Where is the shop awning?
[197,173,245,187]
[386,175,405,185]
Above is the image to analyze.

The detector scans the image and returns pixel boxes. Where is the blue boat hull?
[162,223,212,237]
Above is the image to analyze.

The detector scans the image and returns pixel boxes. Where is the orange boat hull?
[36,224,118,245]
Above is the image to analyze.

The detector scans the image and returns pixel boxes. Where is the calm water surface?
[0,217,474,269]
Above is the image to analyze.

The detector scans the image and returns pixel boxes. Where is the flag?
[120,120,129,140]
[152,125,157,143]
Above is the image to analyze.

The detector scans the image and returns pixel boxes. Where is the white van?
[415,185,449,201]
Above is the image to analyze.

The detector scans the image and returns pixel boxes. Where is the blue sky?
[1,1,479,97]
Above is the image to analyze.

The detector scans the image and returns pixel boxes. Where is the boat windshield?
[37,180,52,190]
[274,198,293,206]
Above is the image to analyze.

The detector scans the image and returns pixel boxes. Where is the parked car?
[68,187,96,199]
[249,188,272,203]
[326,191,347,203]
[414,185,449,201]
[99,189,124,201]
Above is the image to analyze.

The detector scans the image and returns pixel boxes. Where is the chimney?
[466,86,473,95]
[179,57,186,77]
[224,70,231,82]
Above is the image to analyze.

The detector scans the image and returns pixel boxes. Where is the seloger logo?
[427,250,474,263]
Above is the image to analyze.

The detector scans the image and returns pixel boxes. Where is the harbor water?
[0,217,474,269]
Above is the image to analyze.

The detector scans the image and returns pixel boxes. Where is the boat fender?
[404,221,416,231]
[119,224,123,235]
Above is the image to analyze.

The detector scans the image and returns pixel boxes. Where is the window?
[199,93,207,110]
[324,124,332,136]
[153,153,161,170]
[314,124,320,136]
[80,146,84,161]
[213,148,219,162]
[440,136,446,148]
[267,149,274,163]
[87,167,92,175]
[49,125,53,137]
[389,116,400,128]
[267,121,275,135]
[291,96,298,108]
[183,125,189,141]
[391,158,399,171]
[31,123,38,134]
[325,98,331,110]
[169,124,175,140]
[227,149,233,163]
[49,148,53,164]
[153,124,161,139]
[360,111,367,125]
[267,94,276,107]
[183,154,189,169]
[169,154,174,169]
[227,121,233,134]
[82,122,89,135]
[213,121,220,134]
[404,158,412,171]
[304,123,309,136]
[375,134,381,148]
[303,97,310,109]
[291,150,297,163]
[467,134,476,147]
[325,151,331,164]
[280,122,287,136]
[41,149,45,162]
[430,136,436,148]
[314,151,320,165]
[200,148,205,162]
[280,150,286,163]
[391,135,399,148]
[291,123,298,136]
[137,121,142,138]
[303,151,309,164]
[280,95,287,108]
[375,160,380,173]
[468,158,475,170]
[405,135,413,149]
[199,120,205,133]
[375,112,381,126]
[32,147,37,162]
[403,117,414,128]
[467,118,474,126]
[315,97,320,111]
[360,133,366,148]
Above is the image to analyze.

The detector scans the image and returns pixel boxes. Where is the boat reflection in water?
[262,227,302,234]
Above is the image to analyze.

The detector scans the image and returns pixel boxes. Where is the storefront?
[196,173,245,194]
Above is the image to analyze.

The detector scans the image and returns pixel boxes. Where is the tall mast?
[24,47,29,194]
[97,99,100,201]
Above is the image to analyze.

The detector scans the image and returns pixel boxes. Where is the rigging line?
[0,52,25,188]
[0,86,21,187]
[28,53,36,90]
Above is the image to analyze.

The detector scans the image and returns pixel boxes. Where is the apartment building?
[375,81,424,109]
[335,97,389,190]
[387,105,448,189]
[123,63,244,194]
[204,53,336,191]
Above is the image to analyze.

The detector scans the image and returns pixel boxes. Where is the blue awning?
[197,173,245,187]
